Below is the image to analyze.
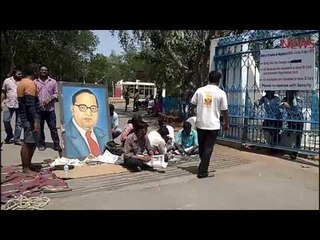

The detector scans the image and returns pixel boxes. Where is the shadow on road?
[239,145,319,168]
[178,165,198,175]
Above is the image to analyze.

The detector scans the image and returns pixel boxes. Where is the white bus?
[114,79,165,100]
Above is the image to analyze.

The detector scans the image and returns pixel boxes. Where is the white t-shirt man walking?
[190,71,229,178]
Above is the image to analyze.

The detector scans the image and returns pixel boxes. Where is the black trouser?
[125,98,129,111]
[197,128,219,175]
[133,100,139,111]
[263,119,282,145]
[39,110,60,146]
[124,157,145,169]
[288,120,303,149]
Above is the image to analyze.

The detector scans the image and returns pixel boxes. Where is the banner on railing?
[260,48,315,91]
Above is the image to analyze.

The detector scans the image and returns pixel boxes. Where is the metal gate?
[213,30,319,156]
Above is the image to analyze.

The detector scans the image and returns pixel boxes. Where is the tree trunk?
[9,48,17,74]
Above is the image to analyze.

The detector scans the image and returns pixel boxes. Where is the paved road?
[45,148,318,210]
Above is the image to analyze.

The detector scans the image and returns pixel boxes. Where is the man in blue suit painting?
[63,89,110,160]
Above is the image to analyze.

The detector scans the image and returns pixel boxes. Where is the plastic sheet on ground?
[49,157,84,167]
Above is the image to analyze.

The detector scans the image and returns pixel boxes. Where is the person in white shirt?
[147,95,155,115]
[148,126,170,156]
[190,70,229,179]
[1,67,23,145]
[158,119,174,148]
[109,104,122,139]
[186,116,197,130]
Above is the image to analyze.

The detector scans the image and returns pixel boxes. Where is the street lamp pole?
[96,74,107,84]
[112,81,114,98]
[95,65,116,97]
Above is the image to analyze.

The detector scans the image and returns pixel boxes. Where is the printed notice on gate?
[259,48,315,90]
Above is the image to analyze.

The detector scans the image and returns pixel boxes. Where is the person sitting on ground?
[123,120,154,172]
[148,125,170,155]
[158,118,174,150]
[174,121,199,156]
[109,104,122,139]
[186,116,197,130]
[119,115,142,147]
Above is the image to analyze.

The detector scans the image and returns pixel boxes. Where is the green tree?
[112,30,245,90]
[0,30,98,81]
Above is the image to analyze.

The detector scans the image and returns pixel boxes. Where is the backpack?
[104,141,124,156]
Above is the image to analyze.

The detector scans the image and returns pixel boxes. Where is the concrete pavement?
[44,149,318,210]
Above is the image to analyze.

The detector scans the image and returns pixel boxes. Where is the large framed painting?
[59,82,112,160]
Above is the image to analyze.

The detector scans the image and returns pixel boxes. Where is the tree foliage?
[112,30,245,93]
[1,30,98,81]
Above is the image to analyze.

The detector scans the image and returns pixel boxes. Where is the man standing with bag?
[190,71,229,179]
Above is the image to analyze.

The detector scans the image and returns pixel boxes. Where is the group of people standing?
[123,89,163,116]
[1,64,62,172]
[255,90,303,159]
[2,65,61,151]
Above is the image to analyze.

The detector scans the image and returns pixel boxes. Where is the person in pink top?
[119,115,142,147]
[34,65,61,152]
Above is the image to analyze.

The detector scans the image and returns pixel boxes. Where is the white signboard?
[260,48,315,90]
